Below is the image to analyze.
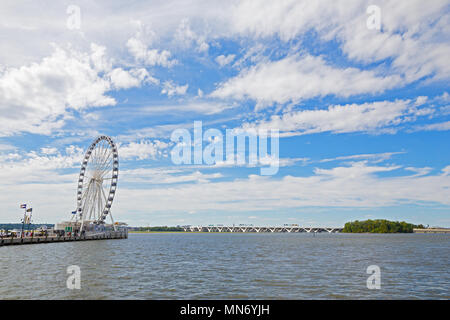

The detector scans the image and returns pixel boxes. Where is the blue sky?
[0,0,449,227]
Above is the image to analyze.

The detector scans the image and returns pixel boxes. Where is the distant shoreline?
[129,231,184,233]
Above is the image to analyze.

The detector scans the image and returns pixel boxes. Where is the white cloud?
[442,166,450,176]
[141,101,233,115]
[121,168,223,184]
[118,123,193,141]
[208,156,307,169]
[0,1,234,68]
[113,161,450,216]
[441,106,450,116]
[337,2,450,84]
[161,80,189,97]
[415,121,450,132]
[320,152,405,163]
[40,147,58,155]
[0,146,84,185]
[124,20,178,68]
[0,43,154,136]
[405,167,433,177]
[231,0,450,83]
[0,44,117,136]
[0,144,16,152]
[242,99,432,136]
[0,147,81,222]
[127,37,176,67]
[1,1,447,89]
[211,54,402,107]
[215,54,236,67]
[119,140,169,160]
[1,144,449,224]
[174,18,209,53]
[0,1,448,226]
[109,67,158,90]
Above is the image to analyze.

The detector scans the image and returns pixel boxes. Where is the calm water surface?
[0,233,448,299]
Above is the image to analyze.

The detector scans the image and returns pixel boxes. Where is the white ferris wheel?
[73,136,119,231]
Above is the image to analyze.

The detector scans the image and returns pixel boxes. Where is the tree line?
[0,223,54,230]
[132,226,184,232]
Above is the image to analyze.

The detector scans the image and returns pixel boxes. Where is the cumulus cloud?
[0,44,113,136]
[0,43,153,136]
[127,37,176,67]
[211,54,402,107]
[109,67,158,89]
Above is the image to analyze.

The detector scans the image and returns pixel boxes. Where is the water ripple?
[0,233,448,299]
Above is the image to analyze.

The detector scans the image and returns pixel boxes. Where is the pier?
[183,226,343,233]
[0,230,127,246]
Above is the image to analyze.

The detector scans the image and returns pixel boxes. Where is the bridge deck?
[183,226,343,233]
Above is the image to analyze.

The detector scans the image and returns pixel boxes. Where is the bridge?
[182,226,343,233]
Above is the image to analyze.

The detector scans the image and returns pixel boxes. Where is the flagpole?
[27,208,32,233]
[21,208,26,239]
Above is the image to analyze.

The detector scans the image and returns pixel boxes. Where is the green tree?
[342,219,420,233]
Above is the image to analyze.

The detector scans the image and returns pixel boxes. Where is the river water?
[0,233,448,299]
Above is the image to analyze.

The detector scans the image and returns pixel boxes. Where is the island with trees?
[342,219,424,233]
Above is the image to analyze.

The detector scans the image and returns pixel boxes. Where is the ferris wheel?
[74,135,119,231]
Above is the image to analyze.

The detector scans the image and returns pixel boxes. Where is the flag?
[20,204,26,209]
[26,208,32,212]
